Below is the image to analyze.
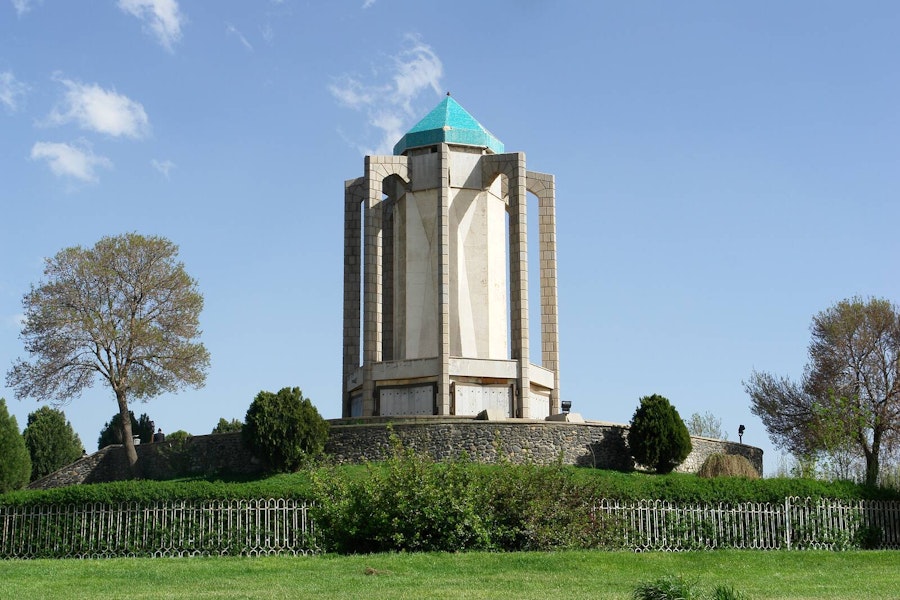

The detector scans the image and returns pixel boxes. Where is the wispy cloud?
[329,35,443,155]
[362,0,376,8]
[225,23,253,51]
[31,140,113,183]
[0,71,29,112]
[11,0,40,16]
[45,77,150,139]
[117,0,185,52]
[151,158,175,178]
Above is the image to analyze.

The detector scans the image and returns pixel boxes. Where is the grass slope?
[0,551,896,600]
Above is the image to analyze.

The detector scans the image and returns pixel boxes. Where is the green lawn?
[0,550,896,599]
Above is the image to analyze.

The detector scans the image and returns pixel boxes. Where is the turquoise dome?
[393,96,504,155]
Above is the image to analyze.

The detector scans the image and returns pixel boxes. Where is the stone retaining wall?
[28,432,263,490]
[28,418,762,489]
[325,418,763,475]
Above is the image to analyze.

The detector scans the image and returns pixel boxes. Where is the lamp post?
[738,424,745,444]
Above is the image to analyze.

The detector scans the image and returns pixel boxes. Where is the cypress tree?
[627,394,693,474]
[0,398,32,493]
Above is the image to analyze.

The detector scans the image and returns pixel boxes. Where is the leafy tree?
[627,394,692,474]
[686,410,727,440]
[211,417,243,434]
[5,233,210,470]
[242,387,329,472]
[746,297,900,486]
[23,406,84,481]
[166,429,192,444]
[98,411,154,449]
[0,398,31,493]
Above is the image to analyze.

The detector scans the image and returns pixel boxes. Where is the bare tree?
[746,297,900,486]
[686,410,727,440]
[6,233,210,470]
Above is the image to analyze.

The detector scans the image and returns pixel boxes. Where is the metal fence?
[594,497,900,551]
[0,499,317,559]
[1,496,898,559]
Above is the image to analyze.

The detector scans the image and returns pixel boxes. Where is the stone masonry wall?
[28,432,263,490]
[28,419,762,489]
[325,418,764,475]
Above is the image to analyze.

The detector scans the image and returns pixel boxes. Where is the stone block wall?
[28,418,763,490]
[28,432,263,490]
[324,418,763,475]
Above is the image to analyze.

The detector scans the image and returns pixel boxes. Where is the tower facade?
[343,96,560,419]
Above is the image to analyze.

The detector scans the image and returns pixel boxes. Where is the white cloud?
[117,0,185,52]
[0,71,29,112]
[225,23,253,51]
[11,0,40,16]
[362,0,376,8]
[329,35,443,155]
[151,158,175,178]
[46,77,150,139]
[31,141,113,183]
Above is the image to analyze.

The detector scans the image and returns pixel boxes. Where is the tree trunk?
[117,392,139,471]
[864,429,881,487]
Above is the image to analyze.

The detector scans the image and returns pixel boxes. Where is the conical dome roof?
[393,96,504,155]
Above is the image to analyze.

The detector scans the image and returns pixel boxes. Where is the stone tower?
[343,96,560,419]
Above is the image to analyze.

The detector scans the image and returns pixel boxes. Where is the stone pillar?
[508,153,531,417]
[438,144,452,415]
[528,171,561,414]
[342,178,365,416]
[362,157,384,416]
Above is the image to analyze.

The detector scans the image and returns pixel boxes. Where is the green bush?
[482,462,624,551]
[698,454,760,479]
[627,394,692,474]
[311,437,629,554]
[155,430,194,477]
[0,398,31,493]
[311,434,490,553]
[242,387,329,472]
[23,406,84,481]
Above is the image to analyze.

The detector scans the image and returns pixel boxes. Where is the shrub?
[157,430,194,477]
[23,406,84,481]
[482,462,622,551]
[854,525,883,549]
[698,454,760,479]
[632,575,696,600]
[242,387,329,472]
[627,394,692,474]
[0,398,31,493]
[311,435,490,553]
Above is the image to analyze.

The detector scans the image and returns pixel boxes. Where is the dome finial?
[446,91,451,96]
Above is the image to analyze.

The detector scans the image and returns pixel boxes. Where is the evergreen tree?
[242,387,329,472]
[98,411,154,449]
[0,398,31,493]
[23,406,84,481]
[627,394,692,474]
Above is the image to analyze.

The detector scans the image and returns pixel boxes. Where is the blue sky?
[1,1,898,476]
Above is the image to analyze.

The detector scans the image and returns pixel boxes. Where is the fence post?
[784,497,791,550]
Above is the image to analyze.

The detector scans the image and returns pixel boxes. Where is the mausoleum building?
[342,96,561,419]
